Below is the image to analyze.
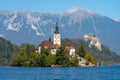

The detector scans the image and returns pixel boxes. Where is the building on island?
[84,34,102,51]
[37,22,61,55]
[65,44,76,58]
[37,22,76,57]
[37,37,53,53]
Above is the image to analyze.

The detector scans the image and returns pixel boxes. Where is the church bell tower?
[53,22,61,46]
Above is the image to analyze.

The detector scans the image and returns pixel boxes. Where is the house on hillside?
[65,45,76,58]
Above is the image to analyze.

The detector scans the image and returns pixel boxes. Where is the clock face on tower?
[55,35,59,39]
[54,34,60,45]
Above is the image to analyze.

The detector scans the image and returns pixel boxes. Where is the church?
[36,22,61,55]
[36,22,75,56]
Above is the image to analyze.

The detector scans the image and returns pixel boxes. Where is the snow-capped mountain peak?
[60,7,98,26]
[66,7,79,13]
[66,7,95,15]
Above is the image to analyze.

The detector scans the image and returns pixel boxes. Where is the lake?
[0,65,120,80]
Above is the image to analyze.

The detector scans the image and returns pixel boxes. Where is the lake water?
[0,65,120,80]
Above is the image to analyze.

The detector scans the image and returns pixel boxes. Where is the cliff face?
[84,34,102,51]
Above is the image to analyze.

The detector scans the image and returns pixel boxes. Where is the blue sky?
[0,0,119,19]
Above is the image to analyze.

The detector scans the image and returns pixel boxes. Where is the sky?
[0,0,120,19]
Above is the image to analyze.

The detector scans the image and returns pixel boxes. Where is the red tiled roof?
[65,46,75,51]
[51,44,60,49]
[38,40,61,49]
[40,40,53,47]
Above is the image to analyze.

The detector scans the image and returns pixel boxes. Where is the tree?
[12,44,41,66]
[85,52,97,65]
[55,46,79,66]
[45,54,56,66]
[55,46,69,66]
[64,58,79,67]
[26,44,35,54]
[39,52,47,66]
[77,46,86,58]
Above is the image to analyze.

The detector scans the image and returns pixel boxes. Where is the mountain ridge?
[0,7,120,54]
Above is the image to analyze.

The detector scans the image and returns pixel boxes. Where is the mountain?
[62,38,120,64]
[0,37,18,65]
[0,7,120,54]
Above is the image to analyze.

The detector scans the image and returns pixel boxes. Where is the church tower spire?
[55,22,59,34]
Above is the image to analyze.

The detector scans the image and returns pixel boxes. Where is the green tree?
[12,44,41,66]
[64,58,79,67]
[55,46,80,66]
[56,46,67,65]
[77,46,86,58]
[26,44,35,54]
[45,54,56,66]
[39,52,47,66]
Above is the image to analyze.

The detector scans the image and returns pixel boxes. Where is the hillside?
[62,38,120,64]
[0,37,18,65]
[0,7,120,54]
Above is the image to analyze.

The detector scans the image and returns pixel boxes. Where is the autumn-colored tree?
[85,52,97,65]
